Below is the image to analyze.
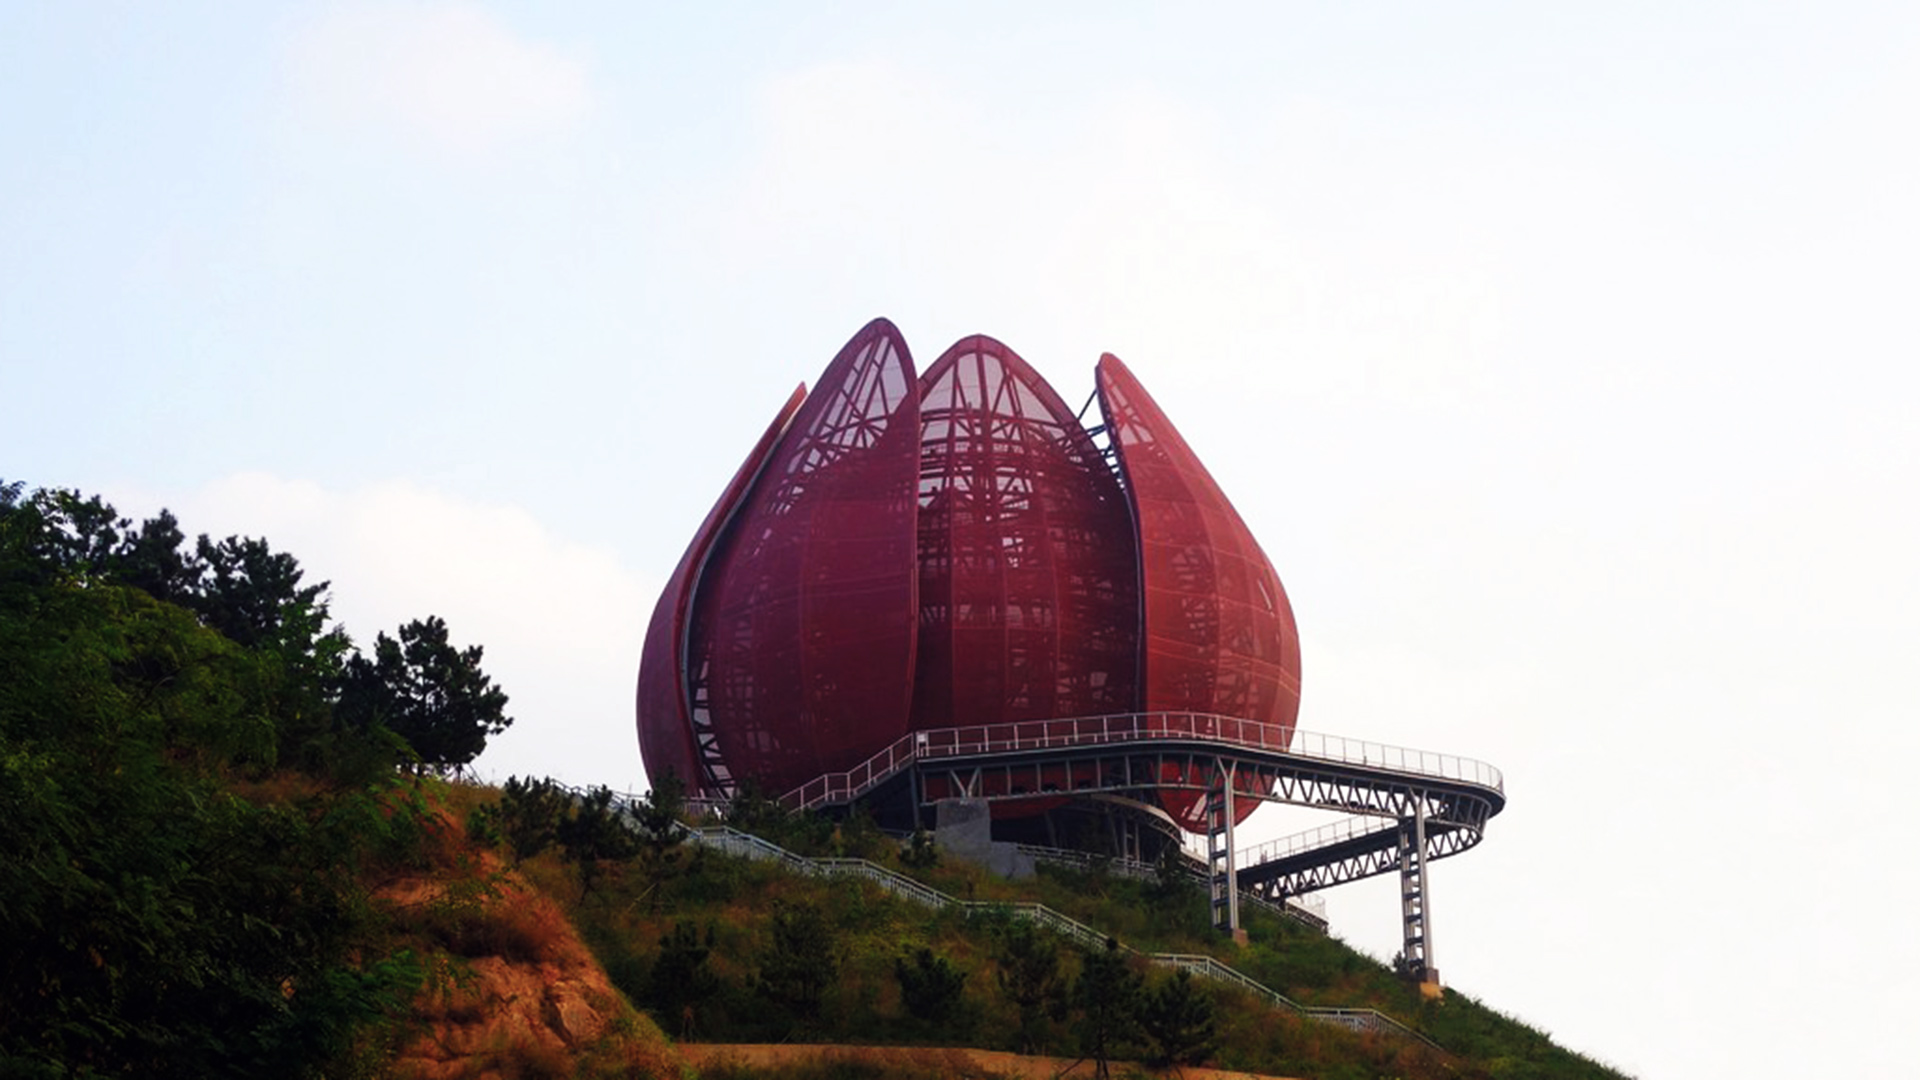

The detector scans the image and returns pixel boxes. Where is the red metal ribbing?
[637,384,807,795]
[687,319,922,796]
[912,336,1139,731]
[1096,353,1302,829]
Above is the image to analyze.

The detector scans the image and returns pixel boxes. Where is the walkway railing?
[687,825,1440,1052]
[1010,843,1328,929]
[778,712,1504,811]
[1237,815,1402,868]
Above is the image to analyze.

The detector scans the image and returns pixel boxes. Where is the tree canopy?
[0,480,447,1077]
[1,479,511,776]
[337,615,512,774]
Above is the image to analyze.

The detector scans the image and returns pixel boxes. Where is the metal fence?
[685,825,1440,1052]
[1010,843,1329,931]
[774,711,1503,811]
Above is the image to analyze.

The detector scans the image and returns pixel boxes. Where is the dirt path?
[674,1043,1302,1080]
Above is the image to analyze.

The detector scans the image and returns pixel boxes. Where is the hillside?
[1,482,1629,1079]
[498,791,1632,1080]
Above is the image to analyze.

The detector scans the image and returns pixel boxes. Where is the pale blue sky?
[6,4,1919,1076]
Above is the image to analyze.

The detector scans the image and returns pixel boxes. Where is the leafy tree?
[1140,969,1217,1068]
[724,775,790,834]
[469,775,569,864]
[186,535,353,775]
[994,918,1069,1053]
[1,483,371,777]
[29,486,126,577]
[555,784,643,898]
[1073,937,1143,1080]
[830,802,890,860]
[0,481,124,587]
[630,774,689,907]
[895,946,968,1023]
[337,615,510,774]
[1149,845,1194,906]
[469,780,647,897]
[756,900,840,1028]
[900,827,939,869]
[188,534,344,666]
[634,772,686,860]
[647,920,721,1034]
[115,508,198,605]
[0,559,424,1077]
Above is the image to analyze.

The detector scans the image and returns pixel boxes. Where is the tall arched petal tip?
[639,319,1298,831]
[635,376,812,794]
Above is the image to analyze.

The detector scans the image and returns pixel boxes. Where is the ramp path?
[681,712,1505,983]
[674,824,1446,1052]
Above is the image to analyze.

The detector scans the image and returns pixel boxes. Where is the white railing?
[776,712,1504,811]
[1248,887,1327,928]
[1148,953,1435,1045]
[585,784,1329,933]
[685,825,1439,1052]
[1237,815,1402,867]
[1012,843,1328,931]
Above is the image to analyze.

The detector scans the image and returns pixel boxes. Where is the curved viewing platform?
[777,711,1504,813]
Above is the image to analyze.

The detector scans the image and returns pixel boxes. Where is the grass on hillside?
[342,778,683,1080]
[454,789,1632,1080]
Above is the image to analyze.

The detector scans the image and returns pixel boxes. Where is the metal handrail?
[1011,843,1328,930]
[1237,815,1402,867]
[777,711,1504,811]
[685,825,1440,1051]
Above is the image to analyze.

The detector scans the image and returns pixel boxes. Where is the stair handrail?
[683,825,1442,1052]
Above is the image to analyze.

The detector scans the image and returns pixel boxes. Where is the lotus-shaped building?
[637,319,1301,833]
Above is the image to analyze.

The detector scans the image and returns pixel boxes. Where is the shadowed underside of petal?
[687,319,921,797]
[1097,352,1302,829]
[637,384,807,796]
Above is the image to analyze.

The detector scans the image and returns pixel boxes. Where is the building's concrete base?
[933,799,1036,879]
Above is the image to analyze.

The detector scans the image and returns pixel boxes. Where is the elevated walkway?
[690,710,1504,985]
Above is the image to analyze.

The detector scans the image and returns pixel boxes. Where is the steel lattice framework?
[684,321,921,797]
[637,320,1505,981]
[639,320,1302,820]
[636,385,806,791]
[1096,354,1304,829]
[759,709,1503,979]
[913,336,1138,738]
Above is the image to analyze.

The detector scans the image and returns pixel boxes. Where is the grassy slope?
[494,804,1633,1080]
[372,780,685,1080]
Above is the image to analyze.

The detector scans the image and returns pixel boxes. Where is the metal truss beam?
[909,737,1498,936]
[755,714,1504,980]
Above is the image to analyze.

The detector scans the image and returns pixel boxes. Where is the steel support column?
[1398,798,1438,986]
[1208,760,1240,935]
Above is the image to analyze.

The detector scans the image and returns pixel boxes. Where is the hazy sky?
[6,4,1918,1076]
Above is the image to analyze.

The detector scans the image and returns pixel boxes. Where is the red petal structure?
[912,336,1138,730]
[684,319,922,797]
[638,321,1301,840]
[1097,353,1302,829]
[635,384,806,792]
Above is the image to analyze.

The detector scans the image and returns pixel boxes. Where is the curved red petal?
[1097,353,1302,829]
[687,319,922,796]
[636,383,807,795]
[912,335,1139,731]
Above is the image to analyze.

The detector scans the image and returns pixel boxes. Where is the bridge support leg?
[1208,761,1241,938]
[1398,799,1440,993]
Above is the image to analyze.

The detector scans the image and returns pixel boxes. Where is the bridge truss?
[761,711,1505,987]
